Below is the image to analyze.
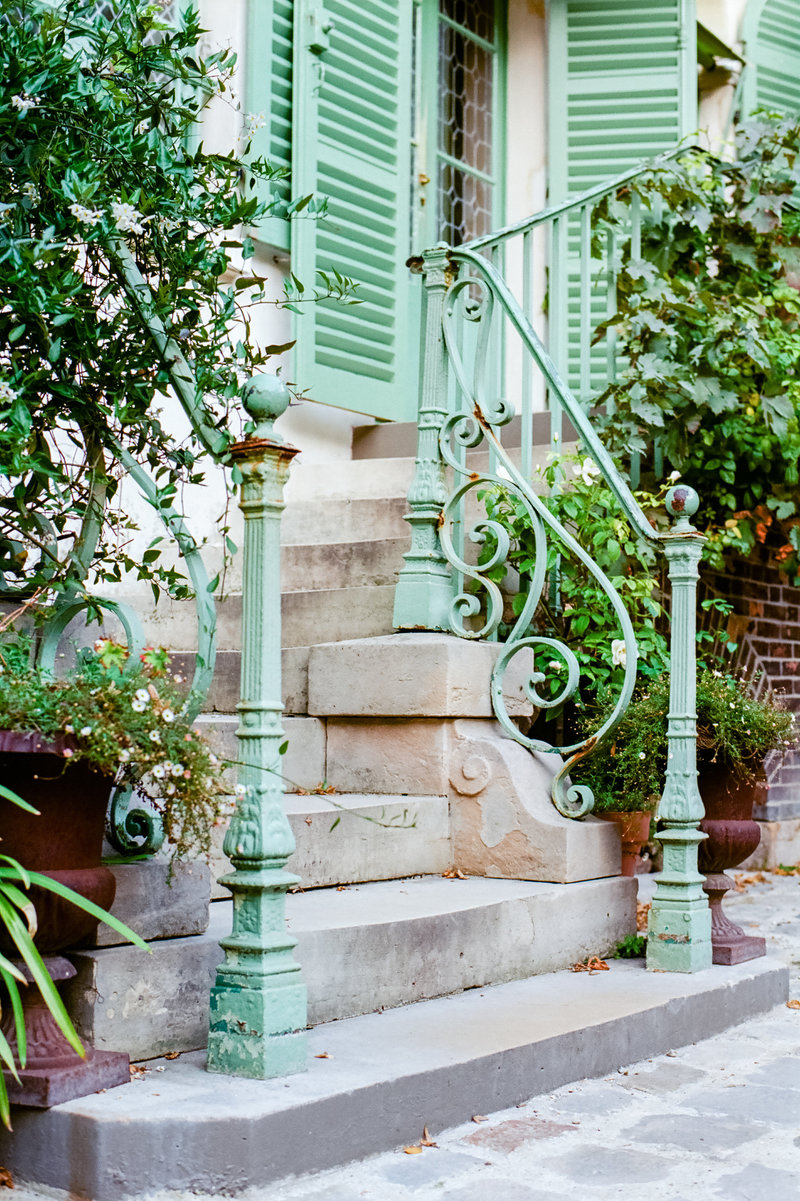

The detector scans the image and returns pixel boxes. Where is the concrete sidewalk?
[4,871,799,1201]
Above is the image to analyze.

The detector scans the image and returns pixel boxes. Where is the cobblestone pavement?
[260,871,800,1201]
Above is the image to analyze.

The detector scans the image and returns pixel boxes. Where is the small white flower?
[12,94,37,112]
[135,688,150,704]
[149,729,161,743]
[208,753,219,767]
[165,782,176,795]
[234,783,247,796]
[638,752,646,760]
[170,762,184,778]
[131,698,147,713]
[119,748,130,762]
[64,724,75,734]
[0,381,19,403]
[152,763,166,779]
[79,726,92,737]
[21,181,39,203]
[69,202,103,227]
[161,708,175,723]
[611,639,627,668]
[668,470,681,483]
[573,457,601,487]
[111,201,146,235]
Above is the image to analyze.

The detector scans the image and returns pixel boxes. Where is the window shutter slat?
[743,0,800,117]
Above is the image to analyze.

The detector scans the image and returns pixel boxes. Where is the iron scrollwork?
[438,267,639,819]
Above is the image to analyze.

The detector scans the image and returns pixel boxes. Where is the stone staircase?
[64,419,638,1062]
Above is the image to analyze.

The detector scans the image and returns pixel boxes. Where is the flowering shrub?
[570,668,796,813]
[0,0,354,600]
[0,633,230,858]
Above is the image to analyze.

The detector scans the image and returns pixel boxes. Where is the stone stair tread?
[6,956,788,1200]
[279,873,576,929]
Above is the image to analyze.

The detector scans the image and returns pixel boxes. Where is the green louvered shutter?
[548,0,697,396]
[742,0,800,117]
[245,0,294,251]
[291,0,415,420]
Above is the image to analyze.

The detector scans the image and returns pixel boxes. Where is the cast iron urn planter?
[0,731,130,1106]
[697,762,767,966]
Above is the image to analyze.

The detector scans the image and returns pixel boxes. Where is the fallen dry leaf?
[774,864,800,876]
[304,816,313,826]
[733,872,767,891]
[314,1052,331,1059]
[442,868,467,880]
[636,902,651,933]
[571,956,609,974]
[472,1115,488,1123]
[129,1064,148,1079]
[163,1052,180,1060]
[421,1126,437,1147]
[786,1000,800,1009]
[0,1166,13,1189]
[403,1146,423,1155]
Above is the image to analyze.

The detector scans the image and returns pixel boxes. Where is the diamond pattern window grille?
[437,0,497,245]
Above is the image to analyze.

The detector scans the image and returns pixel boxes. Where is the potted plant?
[572,668,796,952]
[0,628,231,1108]
[0,784,148,1125]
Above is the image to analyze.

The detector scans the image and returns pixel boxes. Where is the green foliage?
[0,795,147,1127]
[0,631,229,858]
[614,934,647,958]
[593,117,800,576]
[571,668,796,813]
[481,454,672,711]
[0,0,354,599]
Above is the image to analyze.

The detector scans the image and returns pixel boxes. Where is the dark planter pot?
[0,731,130,1106]
[698,763,767,967]
[598,810,652,877]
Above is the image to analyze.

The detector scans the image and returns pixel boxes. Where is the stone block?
[308,633,534,718]
[325,718,451,795]
[65,932,219,1059]
[449,719,621,883]
[194,714,326,793]
[738,818,800,870]
[89,861,210,947]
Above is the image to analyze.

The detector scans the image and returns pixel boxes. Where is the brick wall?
[701,549,800,820]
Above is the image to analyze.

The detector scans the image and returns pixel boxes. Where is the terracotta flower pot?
[0,730,130,1106]
[599,810,652,876]
[698,762,767,966]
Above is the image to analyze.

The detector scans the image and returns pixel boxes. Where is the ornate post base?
[703,873,767,966]
[2,958,130,1107]
[647,830,712,973]
[207,868,307,1078]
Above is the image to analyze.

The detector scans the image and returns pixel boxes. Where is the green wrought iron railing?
[394,149,714,971]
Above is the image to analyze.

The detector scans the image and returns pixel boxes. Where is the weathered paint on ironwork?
[392,244,456,633]
[646,486,712,973]
[206,374,307,1079]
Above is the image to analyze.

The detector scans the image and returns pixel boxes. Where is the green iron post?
[392,243,455,632]
[647,485,712,973]
[206,375,307,1078]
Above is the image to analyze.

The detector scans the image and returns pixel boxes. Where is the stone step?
[208,793,452,894]
[281,496,408,546]
[285,454,415,503]
[14,958,787,1200]
[281,536,407,592]
[281,583,396,648]
[63,874,636,1060]
[352,411,579,459]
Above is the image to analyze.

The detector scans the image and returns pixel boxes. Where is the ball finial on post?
[240,375,291,442]
[665,484,700,533]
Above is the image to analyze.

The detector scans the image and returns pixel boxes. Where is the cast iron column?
[206,375,307,1078]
